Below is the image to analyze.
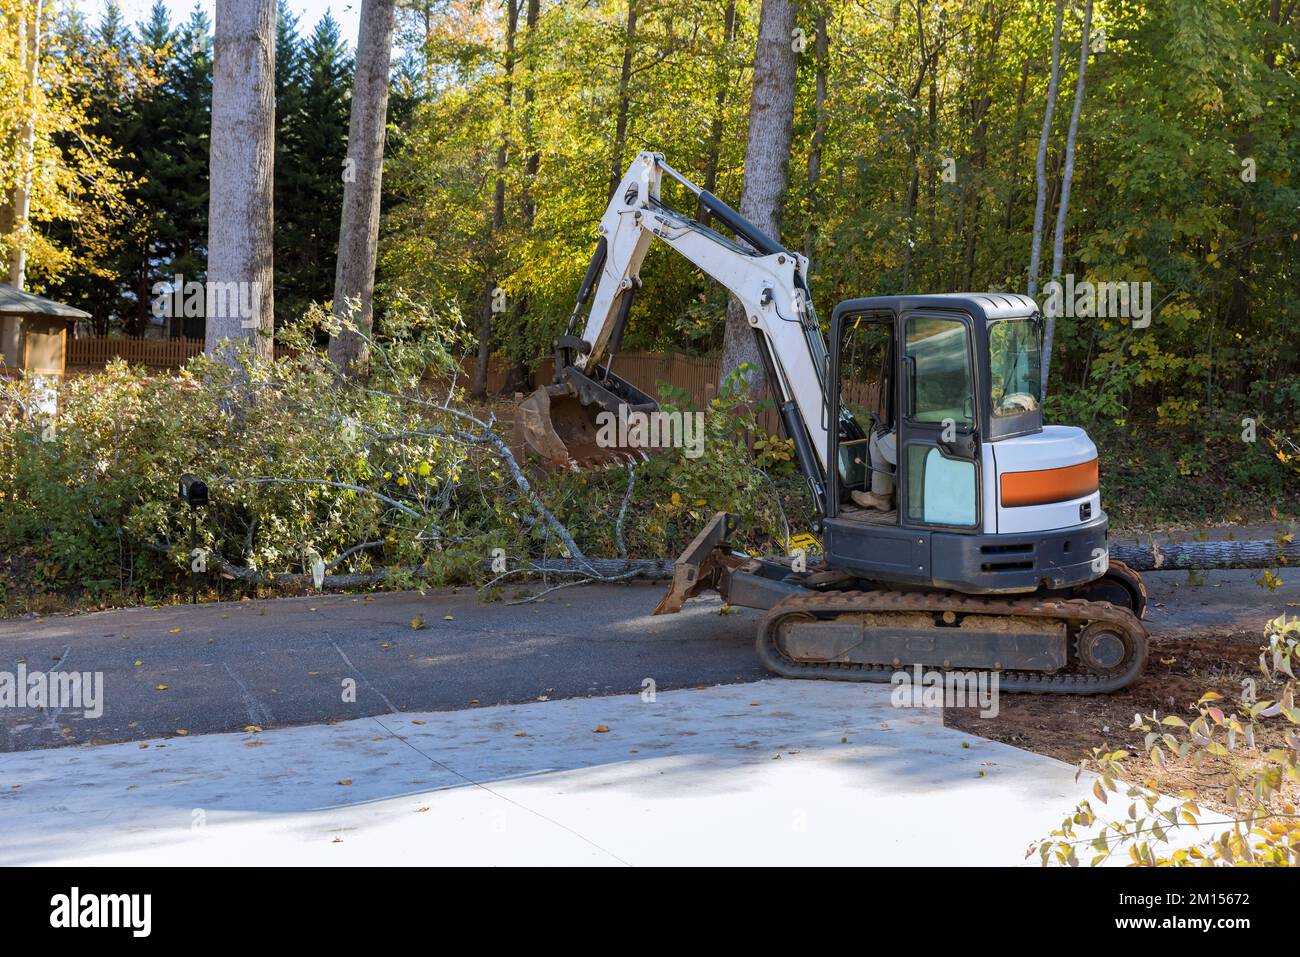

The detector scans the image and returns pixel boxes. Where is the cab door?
[898,309,982,531]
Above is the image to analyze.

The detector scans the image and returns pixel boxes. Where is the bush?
[1032,614,1300,867]
[1,305,478,603]
[0,315,808,610]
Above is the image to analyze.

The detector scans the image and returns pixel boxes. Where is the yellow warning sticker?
[787,532,821,553]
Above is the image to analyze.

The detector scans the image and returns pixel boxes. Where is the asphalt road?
[0,583,765,751]
[1,567,1296,752]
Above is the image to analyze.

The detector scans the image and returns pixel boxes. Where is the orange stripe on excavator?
[1000,459,1098,508]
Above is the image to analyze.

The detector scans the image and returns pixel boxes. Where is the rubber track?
[757,589,1149,694]
[1103,560,1148,619]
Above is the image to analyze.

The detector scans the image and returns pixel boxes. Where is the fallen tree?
[515,538,1296,582]
[1108,537,1297,572]
[218,539,1294,595]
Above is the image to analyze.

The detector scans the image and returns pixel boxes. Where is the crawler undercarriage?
[655,513,1149,695]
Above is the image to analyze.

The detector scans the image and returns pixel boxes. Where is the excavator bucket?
[513,383,651,471]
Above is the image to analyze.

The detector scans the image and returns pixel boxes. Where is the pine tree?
[120,0,172,335]
[277,11,351,325]
[272,0,305,324]
[158,5,212,337]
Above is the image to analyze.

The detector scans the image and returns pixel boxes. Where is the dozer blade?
[653,511,738,615]
[514,383,651,471]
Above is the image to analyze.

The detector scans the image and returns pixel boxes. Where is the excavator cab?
[822,295,1112,596]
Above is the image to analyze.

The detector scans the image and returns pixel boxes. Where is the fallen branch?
[188,556,674,594]
[615,463,636,560]
[504,557,672,578]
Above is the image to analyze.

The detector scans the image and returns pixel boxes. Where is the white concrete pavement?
[0,679,1139,866]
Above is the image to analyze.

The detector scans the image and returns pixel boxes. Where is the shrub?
[1,315,809,608]
[1031,614,1300,867]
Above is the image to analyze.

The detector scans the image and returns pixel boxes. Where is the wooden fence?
[64,338,880,437]
[68,336,206,368]
[446,351,788,434]
[66,339,744,407]
[66,337,296,368]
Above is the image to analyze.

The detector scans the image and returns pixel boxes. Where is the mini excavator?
[516,152,1148,693]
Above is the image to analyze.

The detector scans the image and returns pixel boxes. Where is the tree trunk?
[698,0,737,226]
[608,0,638,199]
[959,11,1003,293]
[6,1,40,291]
[1109,538,1300,572]
[1224,2,1290,336]
[1001,54,1032,233]
[327,0,396,377]
[899,12,940,295]
[471,0,520,399]
[206,0,277,364]
[719,0,798,395]
[926,75,938,282]
[473,274,496,396]
[0,3,39,366]
[1026,0,1063,298]
[521,0,540,225]
[803,6,829,262]
[506,0,542,393]
[1043,0,1092,397]
[231,535,1300,592]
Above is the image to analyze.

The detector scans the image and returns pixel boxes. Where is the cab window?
[905,316,973,425]
[988,318,1041,418]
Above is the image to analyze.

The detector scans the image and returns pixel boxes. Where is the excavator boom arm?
[561,152,833,497]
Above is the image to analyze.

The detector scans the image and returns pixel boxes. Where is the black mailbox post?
[178,474,208,603]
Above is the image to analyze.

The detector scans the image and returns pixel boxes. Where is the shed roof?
[0,282,90,320]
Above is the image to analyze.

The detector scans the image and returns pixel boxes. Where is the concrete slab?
[0,680,1132,866]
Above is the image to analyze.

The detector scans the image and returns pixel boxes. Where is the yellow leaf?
[155,684,169,691]
[168,627,181,634]
[593,724,610,733]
